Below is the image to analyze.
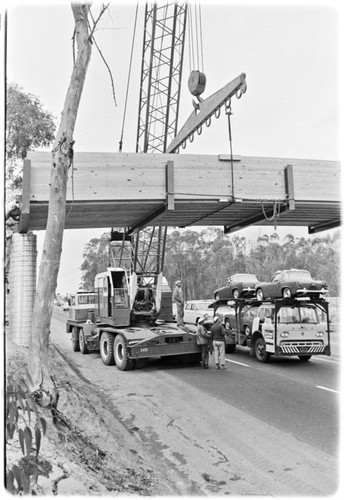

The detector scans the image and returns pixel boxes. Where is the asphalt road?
[52,309,340,456]
[51,309,340,495]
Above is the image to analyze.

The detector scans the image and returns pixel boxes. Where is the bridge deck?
[20,152,341,234]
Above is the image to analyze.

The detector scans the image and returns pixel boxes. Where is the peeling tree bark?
[28,3,92,395]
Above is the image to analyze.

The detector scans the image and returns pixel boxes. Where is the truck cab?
[68,291,96,322]
[251,297,330,362]
[213,296,330,362]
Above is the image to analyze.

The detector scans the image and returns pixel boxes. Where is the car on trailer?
[214,301,259,352]
[214,273,258,300]
[255,269,327,301]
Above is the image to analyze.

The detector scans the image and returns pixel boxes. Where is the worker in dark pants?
[196,313,212,369]
[211,316,226,369]
[173,280,185,327]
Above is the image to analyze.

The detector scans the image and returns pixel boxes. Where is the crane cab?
[95,268,130,327]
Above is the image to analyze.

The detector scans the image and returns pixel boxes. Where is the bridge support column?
[7,232,37,346]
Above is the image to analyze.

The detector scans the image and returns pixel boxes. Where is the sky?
[4,0,342,293]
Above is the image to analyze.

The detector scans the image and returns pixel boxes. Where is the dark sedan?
[255,269,328,300]
[216,303,259,335]
[214,273,258,300]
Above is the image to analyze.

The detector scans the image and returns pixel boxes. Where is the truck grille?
[280,341,324,354]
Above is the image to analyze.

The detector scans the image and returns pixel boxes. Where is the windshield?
[77,294,95,305]
[284,270,312,281]
[277,305,318,324]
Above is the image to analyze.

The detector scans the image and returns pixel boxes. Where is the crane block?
[166,73,247,153]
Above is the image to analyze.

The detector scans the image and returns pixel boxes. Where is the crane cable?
[198,3,204,73]
[188,2,204,72]
[119,2,139,152]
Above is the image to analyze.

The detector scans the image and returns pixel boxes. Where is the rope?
[261,199,282,229]
[226,101,235,199]
[119,2,139,152]
[65,142,75,224]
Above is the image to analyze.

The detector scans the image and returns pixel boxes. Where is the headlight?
[316,331,324,337]
[280,331,289,338]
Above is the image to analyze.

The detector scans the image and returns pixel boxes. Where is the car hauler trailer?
[213,296,331,362]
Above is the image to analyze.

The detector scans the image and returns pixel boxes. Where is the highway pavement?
[51,309,341,495]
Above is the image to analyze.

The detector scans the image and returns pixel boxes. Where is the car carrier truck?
[213,296,331,362]
[66,230,201,370]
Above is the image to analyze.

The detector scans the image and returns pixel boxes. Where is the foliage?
[5,371,49,494]
[79,229,340,299]
[6,83,56,197]
[80,233,111,290]
[164,229,340,299]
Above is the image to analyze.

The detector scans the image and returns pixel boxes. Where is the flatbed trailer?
[66,317,201,370]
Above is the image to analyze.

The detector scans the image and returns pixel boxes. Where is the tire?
[244,325,251,336]
[224,319,231,330]
[100,332,115,366]
[233,289,239,299]
[256,288,264,301]
[254,336,270,363]
[179,353,200,365]
[79,328,89,354]
[225,343,236,354]
[114,334,135,371]
[72,326,80,352]
[298,355,312,361]
[282,287,292,298]
[215,293,220,300]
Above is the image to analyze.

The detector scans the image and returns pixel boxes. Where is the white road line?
[314,356,340,365]
[225,358,251,367]
[316,385,340,394]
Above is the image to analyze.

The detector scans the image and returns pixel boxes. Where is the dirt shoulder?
[4,341,179,496]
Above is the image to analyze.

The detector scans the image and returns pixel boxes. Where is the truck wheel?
[256,288,264,301]
[100,332,115,366]
[114,334,135,371]
[179,353,198,365]
[79,328,89,354]
[72,327,80,352]
[225,343,236,354]
[244,325,251,336]
[254,336,270,363]
[224,319,231,330]
[298,355,312,361]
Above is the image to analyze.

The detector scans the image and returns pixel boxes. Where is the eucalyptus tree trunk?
[28,3,92,396]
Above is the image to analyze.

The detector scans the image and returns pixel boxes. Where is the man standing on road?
[196,313,212,369]
[211,316,226,369]
[173,280,184,327]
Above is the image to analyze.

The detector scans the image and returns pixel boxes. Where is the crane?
[109,1,247,316]
[111,2,188,316]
